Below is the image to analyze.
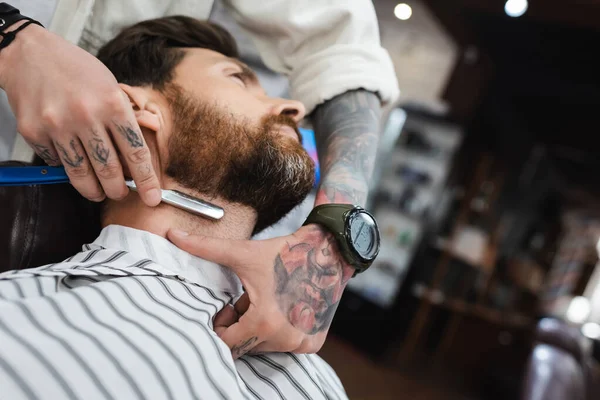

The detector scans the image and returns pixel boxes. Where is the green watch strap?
[303,204,372,273]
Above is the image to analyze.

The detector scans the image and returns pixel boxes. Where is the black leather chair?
[521,318,600,400]
[0,161,101,272]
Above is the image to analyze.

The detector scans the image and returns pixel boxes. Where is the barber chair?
[0,161,101,272]
[521,318,600,400]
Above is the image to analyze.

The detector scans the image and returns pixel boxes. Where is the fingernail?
[146,189,162,206]
[171,229,189,237]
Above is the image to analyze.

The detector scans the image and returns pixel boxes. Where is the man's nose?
[269,98,306,122]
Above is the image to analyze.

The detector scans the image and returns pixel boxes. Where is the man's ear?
[119,83,161,133]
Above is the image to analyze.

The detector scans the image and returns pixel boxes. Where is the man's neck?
[102,190,257,240]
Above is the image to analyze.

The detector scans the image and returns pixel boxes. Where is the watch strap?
[0,3,26,33]
[0,18,42,53]
[303,204,372,273]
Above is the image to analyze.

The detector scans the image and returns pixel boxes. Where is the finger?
[54,138,105,202]
[29,139,61,166]
[84,126,128,200]
[214,305,239,336]
[248,330,306,354]
[234,293,250,315]
[108,116,161,207]
[167,230,249,271]
[220,319,261,359]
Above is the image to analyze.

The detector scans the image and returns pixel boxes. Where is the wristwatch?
[303,204,380,274]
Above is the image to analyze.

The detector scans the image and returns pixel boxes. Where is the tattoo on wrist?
[312,89,382,206]
[89,137,110,165]
[274,225,354,335]
[231,336,257,358]
[33,143,59,165]
[113,122,143,148]
[56,139,84,168]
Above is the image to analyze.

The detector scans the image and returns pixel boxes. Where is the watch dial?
[349,212,379,260]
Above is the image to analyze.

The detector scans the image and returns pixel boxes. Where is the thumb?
[167,229,249,269]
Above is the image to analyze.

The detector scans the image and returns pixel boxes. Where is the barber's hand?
[0,24,161,205]
[168,225,354,358]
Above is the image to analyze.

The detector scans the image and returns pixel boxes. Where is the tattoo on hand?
[89,138,110,165]
[274,225,354,335]
[231,336,258,358]
[114,122,143,148]
[312,89,382,206]
[33,144,59,165]
[56,140,84,168]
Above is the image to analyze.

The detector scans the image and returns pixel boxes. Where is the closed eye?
[230,72,247,87]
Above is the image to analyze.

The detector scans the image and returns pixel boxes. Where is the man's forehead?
[177,48,264,93]
[182,48,254,73]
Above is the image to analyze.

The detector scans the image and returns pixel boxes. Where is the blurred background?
[213,0,600,398]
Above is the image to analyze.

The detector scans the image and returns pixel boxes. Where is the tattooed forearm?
[312,89,382,206]
[274,225,354,335]
[113,122,143,148]
[231,336,257,358]
[89,137,110,165]
[33,143,60,165]
[56,139,84,168]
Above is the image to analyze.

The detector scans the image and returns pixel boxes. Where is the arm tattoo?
[274,225,354,334]
[33,144,59,165]
[311,89,382,206]
[231,336,258,358]
[89,138,110,165]
[113,122,143,148]
[56,139,84,168]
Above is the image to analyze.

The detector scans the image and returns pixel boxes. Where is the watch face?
[348,211,380,261]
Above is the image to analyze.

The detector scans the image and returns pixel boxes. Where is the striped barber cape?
[0,225,347,400]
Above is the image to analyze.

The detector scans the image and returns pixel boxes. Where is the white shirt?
[3,0,399,161]
[0,225,348,400]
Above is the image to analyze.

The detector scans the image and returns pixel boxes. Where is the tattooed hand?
[0,24,161,205]
[168,224,354,358]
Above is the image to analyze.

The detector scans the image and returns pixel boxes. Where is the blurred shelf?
[412,284,533,329]
[430,237,496,274]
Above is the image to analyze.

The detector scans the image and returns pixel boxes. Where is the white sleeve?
[223,0,400,114]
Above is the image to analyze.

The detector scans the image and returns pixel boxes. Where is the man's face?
[160,49,315,233]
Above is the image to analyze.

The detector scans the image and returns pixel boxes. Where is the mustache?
[261,114,302,143]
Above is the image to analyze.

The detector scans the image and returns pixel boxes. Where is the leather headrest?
[0,161,101,272]
[536,318,590,362]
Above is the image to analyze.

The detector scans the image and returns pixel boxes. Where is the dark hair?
[96,16,239,89]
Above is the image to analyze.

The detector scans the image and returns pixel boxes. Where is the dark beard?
[164,85,315,234]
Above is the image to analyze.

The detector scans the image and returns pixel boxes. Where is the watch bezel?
[344,207,380,265]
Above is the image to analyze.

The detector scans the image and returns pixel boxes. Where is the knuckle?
[309,337,325,353]
[66,165,91,178]
[288,334,304,350]
[95,162,122,180]
[40,108,61,129]
[128,147,150,164]
[16,120,37,138]
[71,100,94,123]
[105,90,127,113]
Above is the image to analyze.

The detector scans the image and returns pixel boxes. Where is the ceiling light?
[394,3,412,21]
[582,322,600,340]
[566,296,591,324]
[505,0,528,18]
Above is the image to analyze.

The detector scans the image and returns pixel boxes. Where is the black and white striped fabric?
[0,225,348,400]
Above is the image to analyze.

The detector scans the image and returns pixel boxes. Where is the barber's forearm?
[311,89,382,207]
